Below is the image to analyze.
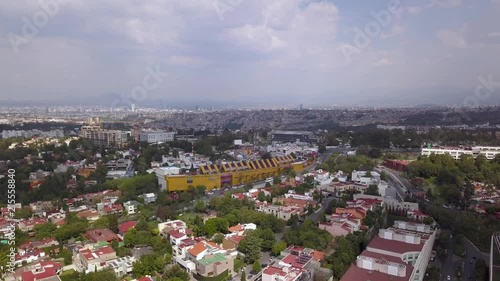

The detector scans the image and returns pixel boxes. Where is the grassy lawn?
[60,269,76,276]
[176,212,198,221]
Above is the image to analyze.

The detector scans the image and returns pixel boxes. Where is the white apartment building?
[341,221,436,281]
[421,146,500,160]
[80,126,129,146]
[138,131,175,143]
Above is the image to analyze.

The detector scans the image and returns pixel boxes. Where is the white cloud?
[374,58,390,66]
[436,28,467,48]
[427,0,462,8]
[381,24,406,39]
[488,32,500,37]
[224,0,341,68]
[407,6,422,14]
[167,55,209,66]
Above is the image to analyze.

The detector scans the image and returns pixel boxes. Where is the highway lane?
[374,166,406,201]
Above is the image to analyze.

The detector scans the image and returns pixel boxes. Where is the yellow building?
[162,155,314,192]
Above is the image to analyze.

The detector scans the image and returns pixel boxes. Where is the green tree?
[252,260,261,273]
[272,241,287,256]
[34,223,57,239]
[195,201,206,213]
[380,171,387,181]
[273,176,282,185]
[257,191,266,202]
[135,218,149,232]
[163,264,190,281]
[81,270,118,281]
[255,228,276,251]
[59,249,72,265]
[364,185,379,196]
[205,218,229,236]
[237,234,262,264]
[108,215,119,233]
[132,253,167,277]
[212,233,225,244]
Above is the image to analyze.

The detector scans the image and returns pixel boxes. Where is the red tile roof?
[19,261,62,281]
[264,266,287,276]
[169,229,191,239]
[118,221,137,234]
[187,241,207,256]
[281,254,311,269]
[228,224,244,233]
[368,236,424,255]
[84,228,120,242]
[227,235,244,244]
[340,250,412,281]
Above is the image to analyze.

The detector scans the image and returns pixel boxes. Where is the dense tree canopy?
[283,219,332,250]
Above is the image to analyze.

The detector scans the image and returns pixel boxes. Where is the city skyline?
[1,0,499,107]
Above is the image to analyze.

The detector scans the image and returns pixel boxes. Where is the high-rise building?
[80,126,128,147]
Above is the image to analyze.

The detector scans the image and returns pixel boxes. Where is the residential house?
[142,193,157,204]
[227,223,257,235]
[222,235,244,250]
[17,261,62,281]
[255,202,302,221]
[123,200,140,215]
[76,209,100,222]
[106,256,136,277]
[158,220,189,238]
[15,248,46,266]
[19,238,59,251]
[84,228,120,243]
[18,218,48,232]
[76,246,117,273]
[172,237,205,259]
[196,253,235,278]
[118,221,137,236]
[168,228,193,246]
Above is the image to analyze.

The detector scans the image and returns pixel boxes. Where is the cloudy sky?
[1,0,499,107]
